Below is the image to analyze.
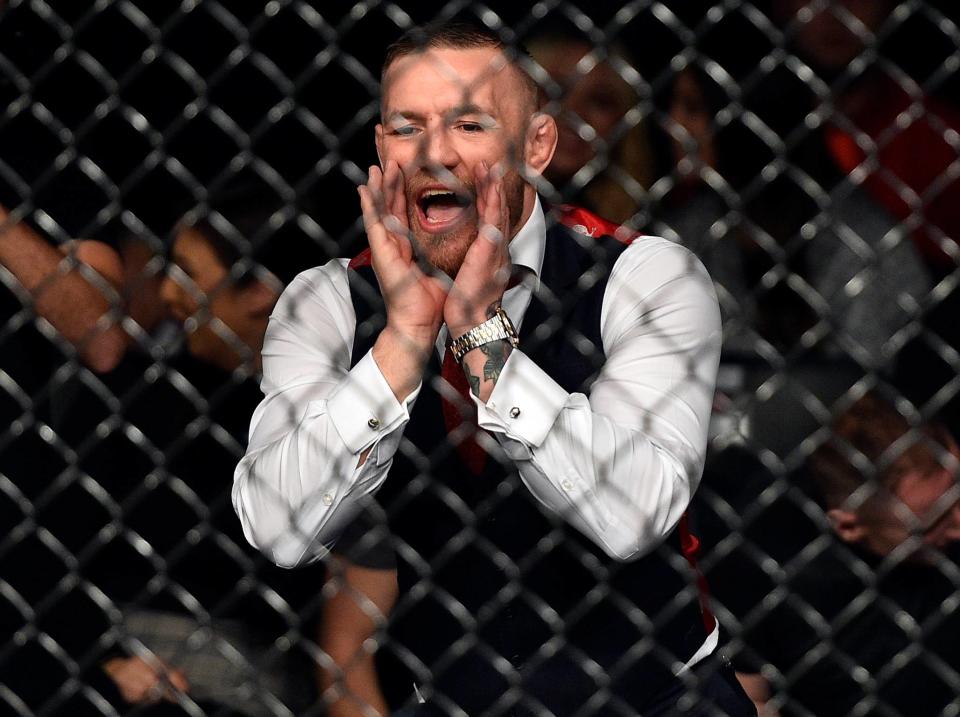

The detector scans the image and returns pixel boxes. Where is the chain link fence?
[1,0,959,715]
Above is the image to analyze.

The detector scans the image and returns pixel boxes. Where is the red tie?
[440,345,488,475]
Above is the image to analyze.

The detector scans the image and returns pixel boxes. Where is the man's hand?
[362,161,447,403]
[102,655,189,704]
[361,161,447,347]
[444,161,512,339]
[0,203,128,373]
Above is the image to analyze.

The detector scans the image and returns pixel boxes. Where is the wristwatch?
[450,306,519,362]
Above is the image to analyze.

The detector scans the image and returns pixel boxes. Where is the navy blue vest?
[347,222,710,716]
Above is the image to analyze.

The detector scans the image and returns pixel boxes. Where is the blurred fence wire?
[1,1,959,715]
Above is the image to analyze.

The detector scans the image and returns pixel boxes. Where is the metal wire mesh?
[1,1,959,715]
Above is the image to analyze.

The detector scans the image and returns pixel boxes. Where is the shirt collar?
[508,194,545,287]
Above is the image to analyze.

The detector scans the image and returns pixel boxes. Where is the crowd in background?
[1,0,959,715]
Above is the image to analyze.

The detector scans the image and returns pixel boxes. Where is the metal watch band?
[450,307,519,363]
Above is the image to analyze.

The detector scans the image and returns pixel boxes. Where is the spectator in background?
[734,392,960,716]
[652,56,931,459]
[3,182,328,715]
[768,0,960,431]
[771,0,960,275]
[527,31,654,227]
[0,209,148,713]
[656,61,930,363]
[161,211,283,374]
[87,188,326,716]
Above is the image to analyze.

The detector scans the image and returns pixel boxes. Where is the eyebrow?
[384,104,495,124]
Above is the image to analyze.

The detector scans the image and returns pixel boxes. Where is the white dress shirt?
[233,198,722,574]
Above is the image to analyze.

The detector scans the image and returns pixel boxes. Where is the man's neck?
[510,186,539,241]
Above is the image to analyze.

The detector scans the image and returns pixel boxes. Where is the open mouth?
[416,188,472,232]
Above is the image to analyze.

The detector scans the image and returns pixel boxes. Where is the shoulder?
[549,204,707,283]
[610,235,715,299]
[551,204,708,282]
[272,258,351,315]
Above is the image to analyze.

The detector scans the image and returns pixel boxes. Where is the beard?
[404,166,526,278]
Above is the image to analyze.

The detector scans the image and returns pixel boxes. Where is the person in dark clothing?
[526,30,655,228]
[735,392,960,716]
[80,194,326,715]
[2,185,328,714]
[0,214,140,715]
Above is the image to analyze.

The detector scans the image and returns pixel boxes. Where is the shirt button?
[560,479,574,492]
[367,417,381,430]
[321,493,334,506]
[509,407,521,418]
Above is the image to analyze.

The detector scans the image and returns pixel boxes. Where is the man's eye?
[392,125,419,136]
[458,122,485,133]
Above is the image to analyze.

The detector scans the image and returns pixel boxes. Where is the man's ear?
[524,113,558,176]
[375,124,385,166]
[827,508,868,544]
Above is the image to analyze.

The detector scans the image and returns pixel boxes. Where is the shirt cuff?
[327,349,417,454]
[475,350,568,447]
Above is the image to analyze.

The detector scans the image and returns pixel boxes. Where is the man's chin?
[411,223,476,278]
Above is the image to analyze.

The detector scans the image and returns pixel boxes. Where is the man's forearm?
[371,324,434,404]
[461,337,512,403]
[319,562,398,717]
[0,208,127,372]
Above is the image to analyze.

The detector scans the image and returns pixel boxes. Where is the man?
[735,392,960,716]
[234,22,748,716]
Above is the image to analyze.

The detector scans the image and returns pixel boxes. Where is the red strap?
[678,512,717,633]
[439,346,488,475]
[555,204,643,245]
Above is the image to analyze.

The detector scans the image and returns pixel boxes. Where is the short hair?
[381,21,539,114]
[809,392,953,510]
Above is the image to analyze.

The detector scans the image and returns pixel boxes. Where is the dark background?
[1,0,957,259]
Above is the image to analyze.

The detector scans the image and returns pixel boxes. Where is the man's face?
[859,465,960,560]
[669,69,718,172]
[161,228,269,371]
[777,0,895,74]
[532,40,634,184]
[376,46,533,276]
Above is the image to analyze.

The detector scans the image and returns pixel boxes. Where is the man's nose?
[420,127,459,175]
[160,268,193,314]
